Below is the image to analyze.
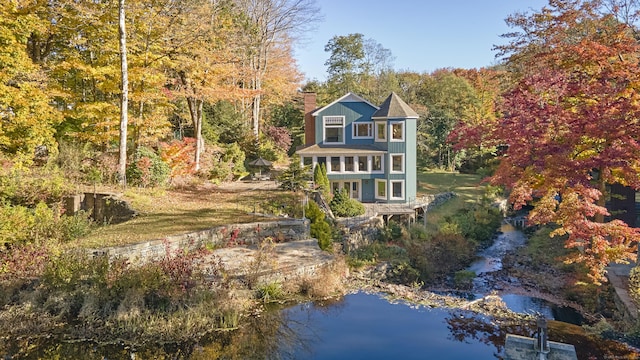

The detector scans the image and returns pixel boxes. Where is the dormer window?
[323,116,345,144]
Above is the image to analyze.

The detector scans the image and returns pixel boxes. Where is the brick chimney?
[303,92,316,146]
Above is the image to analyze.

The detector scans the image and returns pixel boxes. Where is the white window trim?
[328,156,342,173]
[375,179,387,200]
[390,180,405,200]
[390,153,404,173]
[371,155,384,174]
[390,121,405,142]
[356,155,368,172]
[375,121,387,142]
[344,156,356,172]
[323,115,345,144]
[352,122,373,139]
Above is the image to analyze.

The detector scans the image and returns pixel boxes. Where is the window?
[357,156,368,172]
[324,116,344,143]
[391,154,404,173]
[375,180,386,200]
[353,122,373,138]
[390,121,404,141]
[372,155,382,172]
[344,156,354,171]
[375,122,386,142]
[391,180,404,200]
[303,157,313,166]
[330,156,341,172]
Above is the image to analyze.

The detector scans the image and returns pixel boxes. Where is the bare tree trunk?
[252,77,261,138]
[186,97,203,172]
[117,0,129,186]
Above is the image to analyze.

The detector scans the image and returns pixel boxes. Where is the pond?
[278,292,637,360]
[2,223,637,359]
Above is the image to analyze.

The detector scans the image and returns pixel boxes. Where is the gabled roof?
[372,92,419,119]
[311,92,379,116]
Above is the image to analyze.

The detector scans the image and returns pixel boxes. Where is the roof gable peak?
[311,92,379,116]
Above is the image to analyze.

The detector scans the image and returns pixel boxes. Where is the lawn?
[417,169,492,231]
[417,168,486,201]
[75,183,299,248]
[76,170,490,249]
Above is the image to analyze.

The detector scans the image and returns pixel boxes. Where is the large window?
[375,180,386,200]
[375,122,386,142]
[353,122,373,138]
[391,180,404,200]
[344,156,354,171]
[372,155,383,172]
[391,154,404,173]
[324,116,344,143]
[390,121,404,142]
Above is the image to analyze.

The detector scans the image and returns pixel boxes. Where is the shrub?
[305,200,332,251]
[0,202,93,248]
[388,261,421,285]
[445,204,502,246]
[628,266,640,307]
[454,270,476,289]
[329,188,365,217]
[408,232,477,283]
[0,166,70,206]
[126,147,170,187]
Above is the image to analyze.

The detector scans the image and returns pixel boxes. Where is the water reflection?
[1,304,307,360]
[3,293,637,359]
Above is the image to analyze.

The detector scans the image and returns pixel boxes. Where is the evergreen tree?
[313,163,330,198]
[305,200,332,251]
[278,156,311,192]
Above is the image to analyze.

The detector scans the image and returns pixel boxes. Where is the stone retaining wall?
[91,220,309,265]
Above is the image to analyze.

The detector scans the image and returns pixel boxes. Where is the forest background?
[2,0,640,285]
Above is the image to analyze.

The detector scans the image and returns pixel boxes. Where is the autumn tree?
[449,68,506,171]
[234,0,319,138]
[170,1,251,171]
[0,1,61,165]
[455,0,640,283]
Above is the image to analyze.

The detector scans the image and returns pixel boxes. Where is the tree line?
[3,0,640,283]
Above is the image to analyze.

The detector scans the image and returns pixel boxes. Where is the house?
[296,92,419,204]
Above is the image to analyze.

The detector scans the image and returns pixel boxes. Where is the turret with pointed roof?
[372,92,419,119]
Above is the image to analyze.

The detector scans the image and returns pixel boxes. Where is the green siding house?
[297,92,418,204]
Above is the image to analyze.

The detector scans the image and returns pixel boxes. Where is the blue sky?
[294,0,549,81]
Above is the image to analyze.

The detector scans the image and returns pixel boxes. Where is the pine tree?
[305,200,332,251]
[313,163,330,198]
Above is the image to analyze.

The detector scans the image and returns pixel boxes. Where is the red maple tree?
[452,0,640,283]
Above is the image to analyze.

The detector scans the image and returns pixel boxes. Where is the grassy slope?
[75,186,287,248]
[417,169,487,230]
[76,170,487,249]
